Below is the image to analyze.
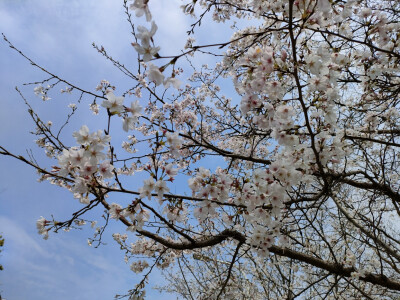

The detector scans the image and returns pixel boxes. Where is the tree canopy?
[2,0,400,299]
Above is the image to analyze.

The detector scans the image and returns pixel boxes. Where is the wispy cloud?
[0,215,136,299]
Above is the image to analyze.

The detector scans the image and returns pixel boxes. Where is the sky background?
[0,1,233,299]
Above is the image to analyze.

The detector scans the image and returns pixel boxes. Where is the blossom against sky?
[0,1,196,299]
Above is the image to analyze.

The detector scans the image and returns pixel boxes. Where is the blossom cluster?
[56,125,113,203]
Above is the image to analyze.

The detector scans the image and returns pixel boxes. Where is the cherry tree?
[2,0,400,299]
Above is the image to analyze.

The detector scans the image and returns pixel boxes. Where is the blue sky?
[0,1,199,299]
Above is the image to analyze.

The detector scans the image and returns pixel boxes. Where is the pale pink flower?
[101,92,124,113]
[164,164,178,177]
[139,178,155,200]
[69,149,86,167]
[99,161,114,178]
[127,100,143,118]
[72,177,88,194]
[163,77,181,89]
[130,0,152,21]
[155,180,169,200]
[72,125,91,145]
[123,117,136,132]
[109,203,123,219]
[146,63,164,86]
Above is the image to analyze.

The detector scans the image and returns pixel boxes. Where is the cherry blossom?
[72,125,91,145]
[146,63,164,86]
[3,0,400,298]
[129,0,151,21]
[101,91,124,113]
[98,160,114,179]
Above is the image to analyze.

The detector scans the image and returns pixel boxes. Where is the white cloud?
[151,0,191,54]
[0,215,134,299]
[0,216,47,256]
